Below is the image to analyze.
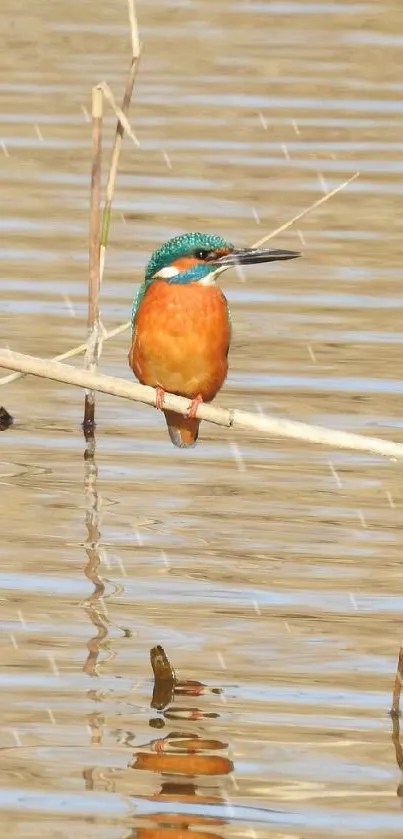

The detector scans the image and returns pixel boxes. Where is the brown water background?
[1,0,403,836]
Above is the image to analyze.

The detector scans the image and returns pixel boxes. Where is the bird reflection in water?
[128,645,234,837]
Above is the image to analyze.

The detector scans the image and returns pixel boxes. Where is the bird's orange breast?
[129,280,231,402]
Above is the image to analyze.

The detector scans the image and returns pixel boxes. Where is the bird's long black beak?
[216,246,301,266]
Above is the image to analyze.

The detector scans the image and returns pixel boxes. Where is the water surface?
[1,0,403,836]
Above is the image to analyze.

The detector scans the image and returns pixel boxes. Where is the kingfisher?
[129,232,300,448]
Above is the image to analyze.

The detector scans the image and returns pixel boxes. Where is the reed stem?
[83,85,103,440]
[1,349,403,462]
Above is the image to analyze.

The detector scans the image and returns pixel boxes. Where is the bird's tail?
[163,409,200,448]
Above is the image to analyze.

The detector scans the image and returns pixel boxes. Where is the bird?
[129,231,300,448]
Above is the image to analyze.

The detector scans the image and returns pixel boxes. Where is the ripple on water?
[1,0,403,836]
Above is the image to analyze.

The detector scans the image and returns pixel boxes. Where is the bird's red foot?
[155,386,165,411]
[187,393,203,419]
[153,737,166,753]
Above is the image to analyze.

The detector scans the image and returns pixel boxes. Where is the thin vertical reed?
[83,85,103,441]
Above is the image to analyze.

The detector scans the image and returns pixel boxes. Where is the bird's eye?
[194,249,210,260]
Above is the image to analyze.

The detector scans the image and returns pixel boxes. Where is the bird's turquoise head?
[132,231,300,326]
[144,231,300,285]
[144,232,233,285]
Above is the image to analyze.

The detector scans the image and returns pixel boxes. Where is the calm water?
[1,0,403,836]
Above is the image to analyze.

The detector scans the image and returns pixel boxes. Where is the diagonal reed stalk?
[209,172,360,283]
[99,0,141,283]
[83,85,103,441]
[1,348,403,462]
[253,172,360,248]
[100,60,140,281]
[97,82,140,150]
[0,172,359,389]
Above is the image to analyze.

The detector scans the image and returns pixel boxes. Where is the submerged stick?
[150,645,176,710]
[0,406,13,430]
[391,642,403,717]
[150,645,176,683]
[0,172,358,389]
[391,642,403,782]
[83,86,103,439]
[2,349,403,461]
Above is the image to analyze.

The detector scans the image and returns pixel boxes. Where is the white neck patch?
[153,265,179,280]
[198,273,217,286]
[152,264,217,286]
